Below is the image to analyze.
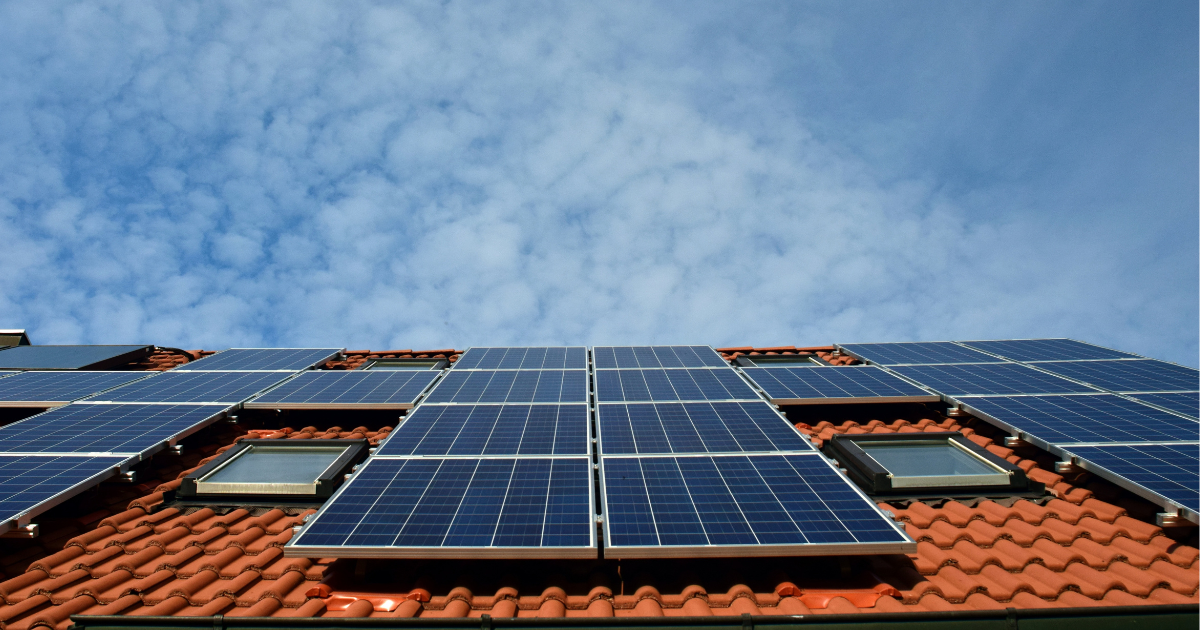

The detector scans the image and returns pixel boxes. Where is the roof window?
[734,354,826,367]
[177,439,368,501]
[827,432,1041,497]
[365,358,447,370]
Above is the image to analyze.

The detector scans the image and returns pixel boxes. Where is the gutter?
[72,604,1197,630]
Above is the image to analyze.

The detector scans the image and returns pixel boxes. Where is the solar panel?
[288,456,595,558]
[0,371,17,378]
[959,339,1140,362]
[742,366,939,404]
[423,370,587,404]
[0,371,154,407]
[1065,444,1198,513]
[377,404,589,457]
[594,369,759,403]
[453,347,587,370]
[172,348,341,371]
[1031,360,1199,394]
[246,370,440,409]
[888,363,1099,397]
[0,404,226,455]
[601,454,911,557]
[593,346,727,369]
[960,395,1200,446]
[597,402,815,456]
[88,371,292,404]
[0,454,129,535]
[0,345,151,370]
[1128,392,1199,419]
[837,342,1004,366]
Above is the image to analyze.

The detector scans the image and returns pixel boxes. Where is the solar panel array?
[0,371,153,407]
[291,346,913,559]
[246,370,440,409]
[0,455,129,536]
[0,345,151,370]
[849,339,1200,522]
[172,348,342,371]
[741,366,939,404]
[0,404,227,455]
[87,371,293,404]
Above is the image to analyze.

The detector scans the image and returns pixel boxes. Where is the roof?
[0,345,1195,628]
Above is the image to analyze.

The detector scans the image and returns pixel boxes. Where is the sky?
[0,1,1196,366]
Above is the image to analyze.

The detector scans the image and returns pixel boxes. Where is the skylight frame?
[177,439,368,500]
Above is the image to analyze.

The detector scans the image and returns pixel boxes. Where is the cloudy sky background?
[0,1,1196,366]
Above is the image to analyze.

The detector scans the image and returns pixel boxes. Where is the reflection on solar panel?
[597,402,814,455]
[0,371,17,378]
[959,339,1140,362]
[889,363,1098,397]
[89,371,290,404]
[0,371,152,407]
[173,348,341,371]
[0,404,225,455]
[1129,393,1200,419]
[1032,360,1199,394]
[601,454,911,557]
[961,395,1200,445]
[837,342,1003,366]
[0,345,151,370]
[0,455,128,535]
[377,404,588,456]
[594,369,758,402]
[453,347,587,370]
[1066,444,1198,512]
[290,457,595,558]
[246,370,439,409]
[424,370,587,404]
[742,366,938,404]
[593,346,727,369]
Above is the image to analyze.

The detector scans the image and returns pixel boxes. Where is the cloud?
[0,1,1195,366]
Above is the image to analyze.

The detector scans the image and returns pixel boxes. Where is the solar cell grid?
[173,348,341,371]
[246,370,439,409]
[601,454,910,556]
[1066,444,1198,513]
[89,371,290,404]
[424,370,587,404]
[594,369,759,403]
[453,347,587,370]
[961,395,1200,445]
[742,366,938,404]
[0,345,151,370]
[959,339,1140,362]
[0,454,129,535]
[592,346,727,369]
[290,456,594,557]
[377,404,589,457]
[889,363,1099,397]
[1128,392,1199,419]
[1033,360,1199,394]
[837,342,1003,366]
[597,402,813,455]
[0,371,153,406]
[0,404,226,455]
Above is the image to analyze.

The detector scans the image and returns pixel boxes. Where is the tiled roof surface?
[715,346,859,366]
[0,345,1195,628]
[324,350,460,371]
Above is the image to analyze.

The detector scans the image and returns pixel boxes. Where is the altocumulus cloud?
[0,1,1195,365]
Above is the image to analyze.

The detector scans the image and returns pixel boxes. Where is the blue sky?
[0,1,1196,366]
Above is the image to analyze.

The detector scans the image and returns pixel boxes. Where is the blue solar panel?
[889,363,1098,396]
[962,395,1200,445]
[89,371,291,404]
[290,457,594,557]
[0,455,129,535]
[1032,360,1199,394]
[377,404,589,457]
[601,454,910,556]
[1128,393,1199,419]
[742,366,938,404]
[594,369,758,402]
[246,370,439,409]
[960,339,1139,362]
[0,371,18,378]
[0,371,153,406]
[173,348,341,371]
[0,345,151,370]
[1066,444,1198,512]
[597,402,813,455]
[838,342,1003,366]
[424,370,587,404]
[0,404,225,455]
[453,347,587,370]
[593,346,727,369]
